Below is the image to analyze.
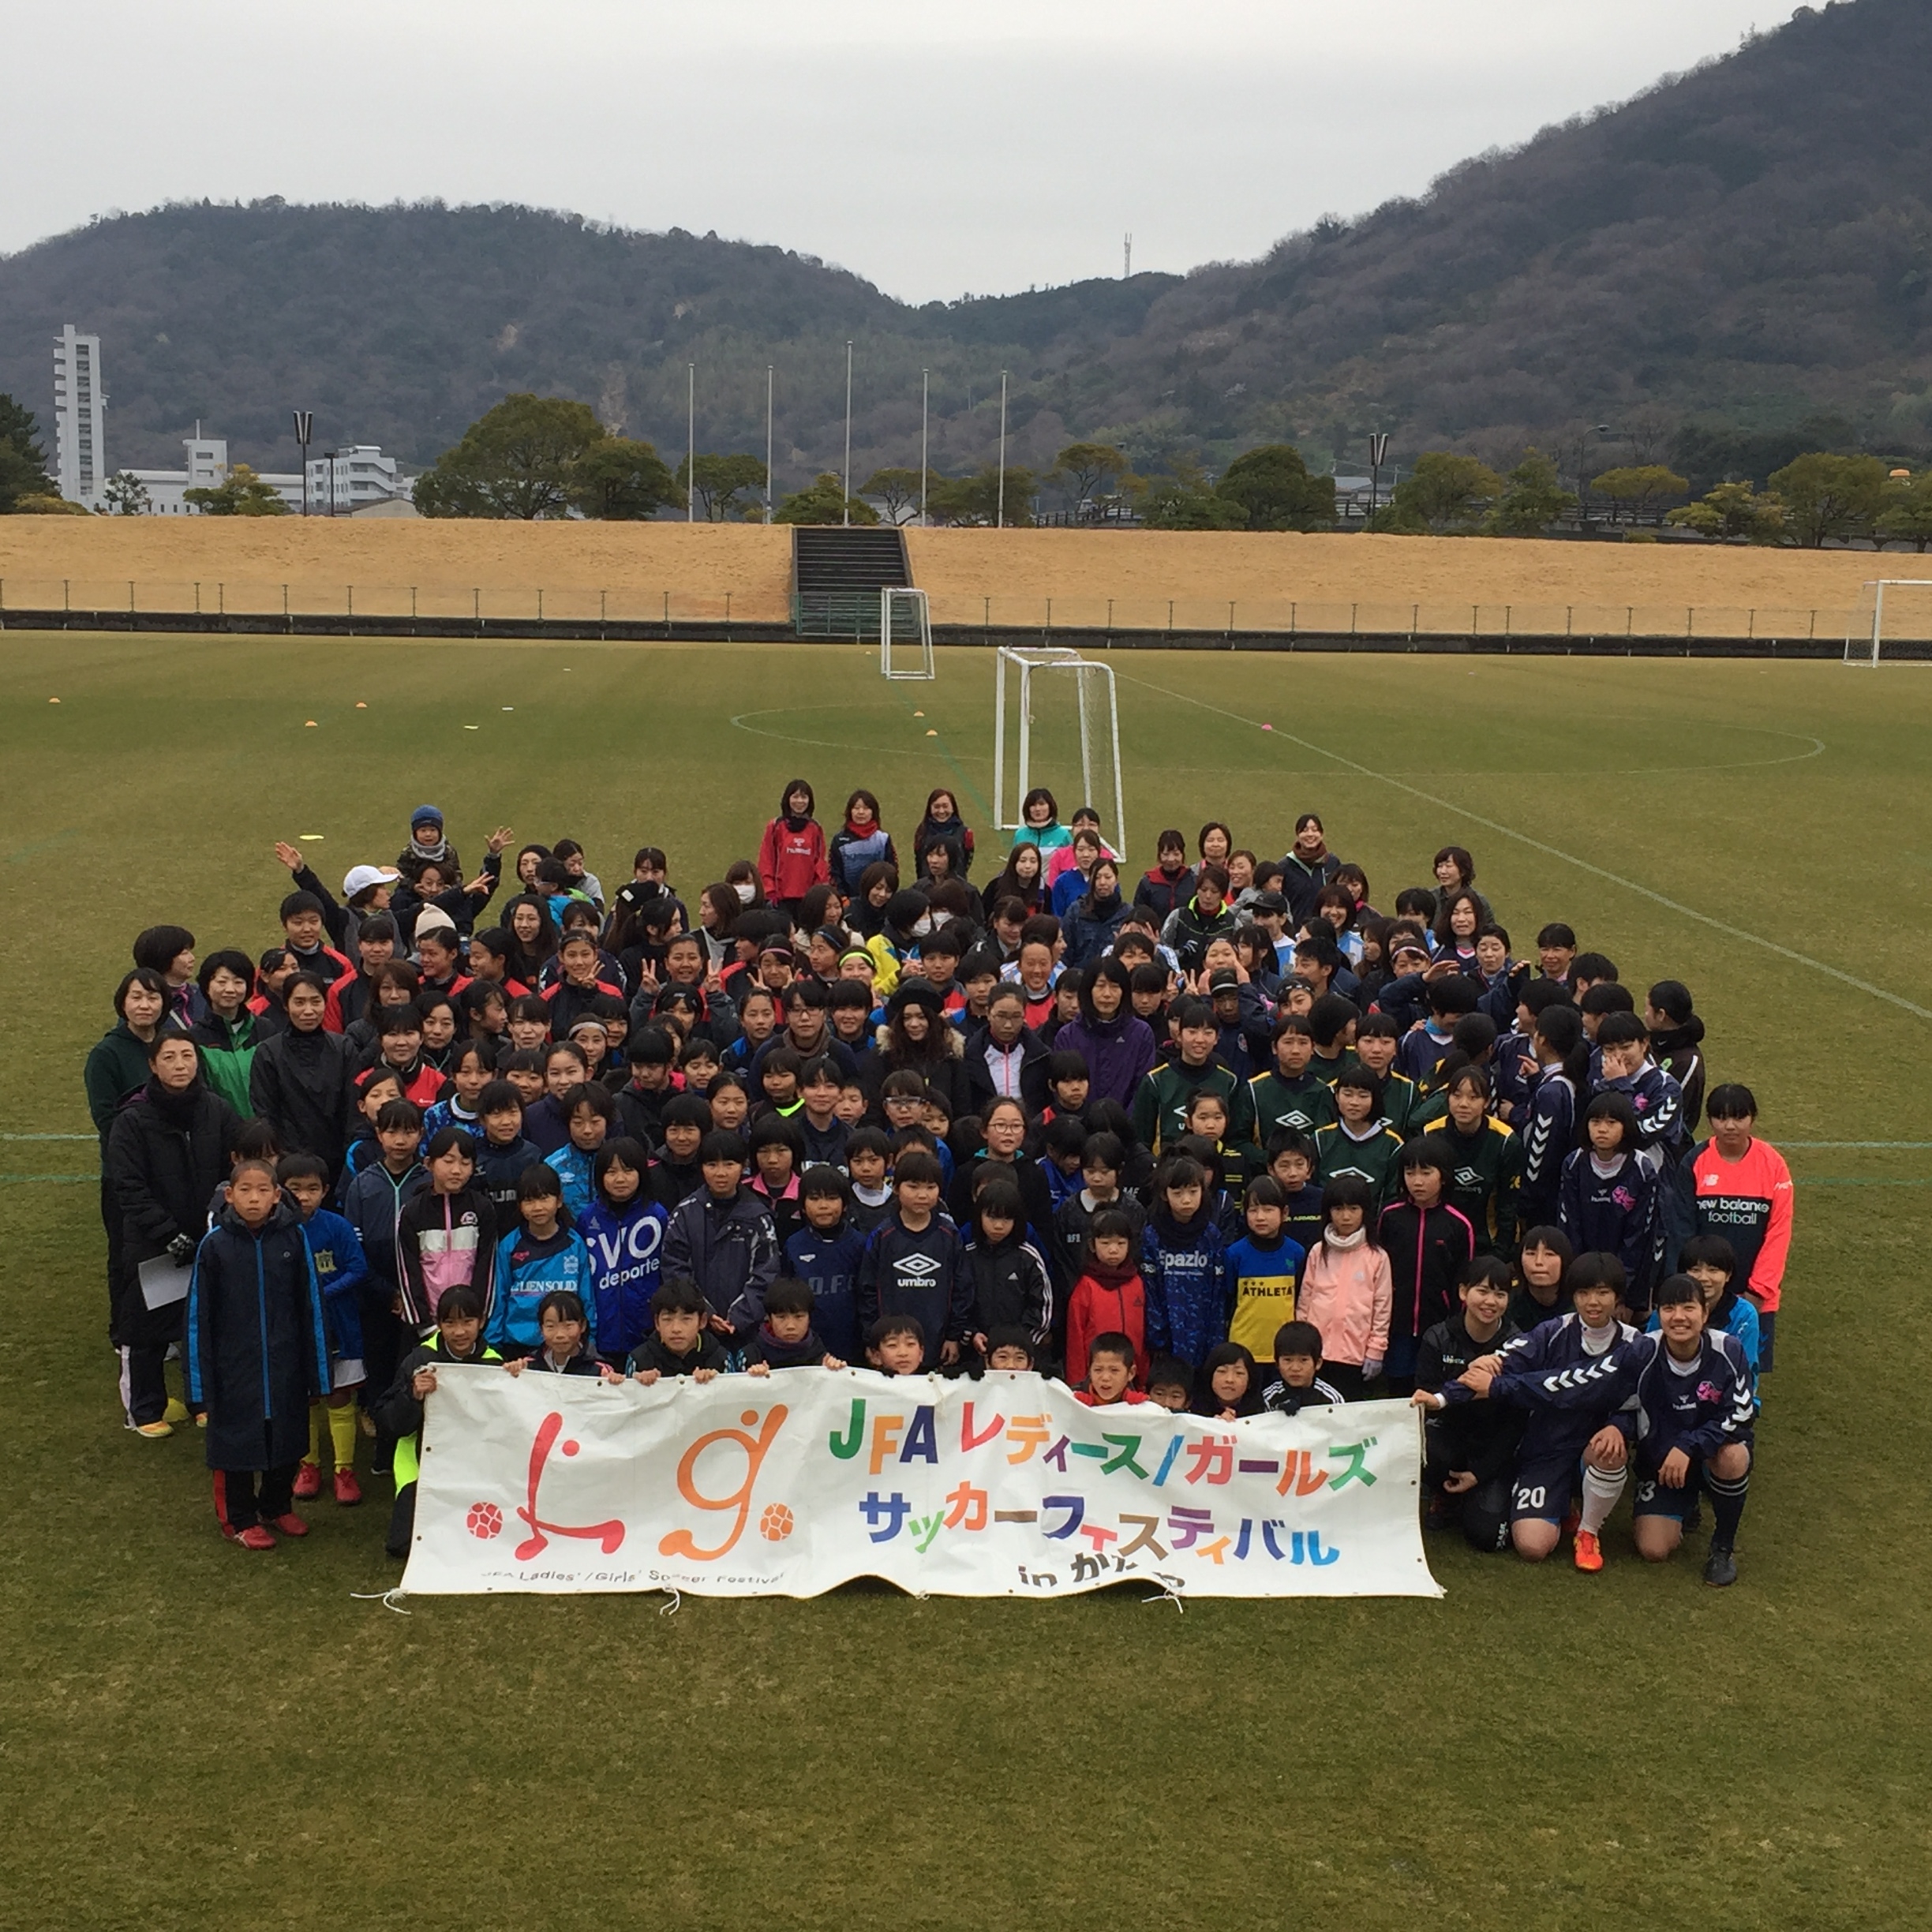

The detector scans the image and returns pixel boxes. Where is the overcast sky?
[12,1,1797,302]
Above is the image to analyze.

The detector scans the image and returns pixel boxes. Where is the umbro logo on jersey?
[899,1252,942,1275]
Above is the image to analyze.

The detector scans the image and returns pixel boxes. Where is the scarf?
[1083,1256,1140,1292]
[1324,1223,1368,1252]
[412,832,452,866]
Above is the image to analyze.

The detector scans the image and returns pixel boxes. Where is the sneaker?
[1573,1529,1604,1573]
[1683,1498,1705,1536]
[293,1462,323,1500]
[133,1419,174,1440]
[196,1413,208,1428]
[333,1468,363,1507]
[235,1525,276,1551]
[1703,1544,1738,1588]
[269,1513,310,1538]
[358,1410,377,1439]
[163,1398,192,1425]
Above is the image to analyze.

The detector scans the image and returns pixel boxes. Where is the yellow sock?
[328,1400,358,1473]
[304,1401,325,1469]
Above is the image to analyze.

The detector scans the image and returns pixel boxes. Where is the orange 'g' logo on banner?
[658,1407,789,1562]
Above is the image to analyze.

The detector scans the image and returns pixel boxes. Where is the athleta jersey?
[1673,1136,1795,1311]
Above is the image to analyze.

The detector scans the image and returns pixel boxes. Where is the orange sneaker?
[1573,1529,1604,1573]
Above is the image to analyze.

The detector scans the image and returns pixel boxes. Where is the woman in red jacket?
[758,780,829,917]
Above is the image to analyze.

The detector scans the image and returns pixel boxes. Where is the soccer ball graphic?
[758,1503,795,1542]
[466,1501,504,1540]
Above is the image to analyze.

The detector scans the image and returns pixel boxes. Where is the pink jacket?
[1295,1234,1392,1368]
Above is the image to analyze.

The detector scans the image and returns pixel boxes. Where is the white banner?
[401,1367,1443,1601]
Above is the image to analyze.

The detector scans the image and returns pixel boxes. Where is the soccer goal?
[1846,580,1932,665]
[993,646,1126,857]
[879,588,934,680]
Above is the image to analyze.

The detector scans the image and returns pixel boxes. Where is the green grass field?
[3,635,1930,1931]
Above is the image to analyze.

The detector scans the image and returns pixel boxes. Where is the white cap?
[343,863,400,898]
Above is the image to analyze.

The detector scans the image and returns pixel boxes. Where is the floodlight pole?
[920,368,929,527]
[291,410,313,517]
[843,339,854,527]
[765,365,774,522]
[997,370,1008,529]
[1368,431,1389,525]
[687,364,696,523]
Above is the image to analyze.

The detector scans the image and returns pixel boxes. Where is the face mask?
[735,883,756,905]
[913,915,934,937]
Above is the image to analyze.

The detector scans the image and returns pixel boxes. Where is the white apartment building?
[53,324,107,507]
[119,430,305,515]
[305,445,414,514]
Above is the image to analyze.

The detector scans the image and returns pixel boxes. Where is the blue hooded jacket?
[487,1223,596,1351]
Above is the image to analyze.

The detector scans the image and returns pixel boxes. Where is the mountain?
[1,0,1927,498]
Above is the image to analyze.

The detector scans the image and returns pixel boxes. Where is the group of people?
[84,786,1787,1583]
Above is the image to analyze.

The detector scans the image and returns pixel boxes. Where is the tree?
[859,467,934,525]
[1588,464,1689,523]
[676,451,768,522]
[184,463,290,516]
[569,436,680,521]
[926,466,1035,527]
[1768,451,1889,548]
[773,472,880,526]
[1048,442,1132,519]
[1876,471,1932,552]
[101,471,152,517]
[1213,444,1336,531]
[1666,480,1785,544]
[1133,477,1249,530]
[1485,450,1577,535]
[414,393,603,519]
[1374,452,1503,534]
[0,391,52,513]
[0,394,49,472]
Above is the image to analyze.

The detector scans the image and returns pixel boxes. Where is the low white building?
[118,432,305,515]
[305,445,414,515]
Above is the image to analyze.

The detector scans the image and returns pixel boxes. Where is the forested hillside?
[1,0,1926,494]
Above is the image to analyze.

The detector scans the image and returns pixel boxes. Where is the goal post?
[1846,579,1932,665]
[993,646,1126,859]
[879,588,934,680]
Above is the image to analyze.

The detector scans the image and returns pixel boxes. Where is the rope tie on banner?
[1141,1574,1186,1613]
[350,1589,411,1616]
[657,1589,682,1618]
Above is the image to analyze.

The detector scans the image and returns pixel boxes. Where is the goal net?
[879,588,934,680]
[994,647,1126,858]
[1846,580,1932,664]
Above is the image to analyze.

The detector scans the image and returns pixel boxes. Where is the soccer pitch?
[3,634,1929,1930]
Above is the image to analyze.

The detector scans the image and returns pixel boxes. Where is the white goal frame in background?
[1846,579,1932,665]
[993,646,1126,856]
[879,588,934,680]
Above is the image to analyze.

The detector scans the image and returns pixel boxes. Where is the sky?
[11,0,1799,302]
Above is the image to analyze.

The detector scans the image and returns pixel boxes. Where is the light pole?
[996,369,1008,529]
[1368,431,1389,526]
[1583,424,1616,528]
[687,365,696,523]
[919,368,929,527]
[291,410,313,517]
[765,365,773,522]
[843,339,853,528]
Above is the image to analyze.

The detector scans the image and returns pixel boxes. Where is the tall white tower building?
[53,324,106,507]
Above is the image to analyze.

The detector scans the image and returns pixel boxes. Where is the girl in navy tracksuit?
[1141,1155,1233,1368]
[1559,1091,1661,1314]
